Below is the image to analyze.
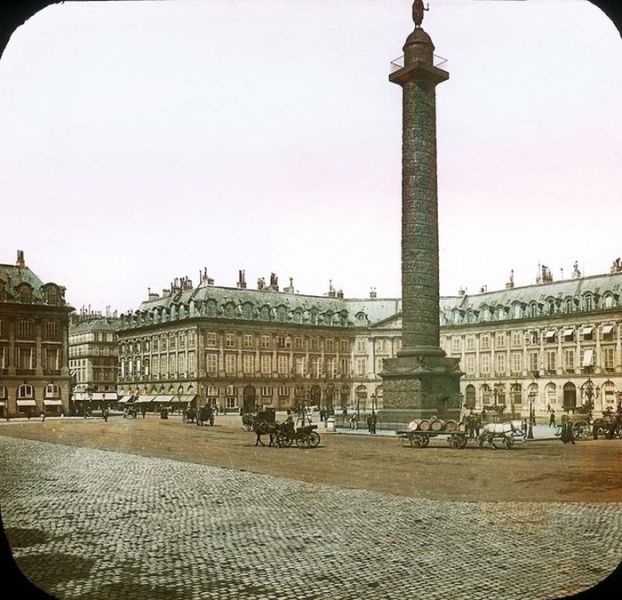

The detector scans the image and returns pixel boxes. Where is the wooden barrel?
[457,422,466,432]
[408,420,420,431]
[418,419,431,431]
[445,420,457,432]
[430,419,444,432]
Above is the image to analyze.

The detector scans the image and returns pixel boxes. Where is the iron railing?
[389,53,448,74]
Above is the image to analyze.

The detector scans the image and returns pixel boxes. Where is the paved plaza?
[1,431,621,600]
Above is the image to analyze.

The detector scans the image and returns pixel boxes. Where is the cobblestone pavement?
[1,435,621,600]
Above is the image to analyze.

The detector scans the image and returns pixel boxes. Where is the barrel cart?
[397,418,469,449]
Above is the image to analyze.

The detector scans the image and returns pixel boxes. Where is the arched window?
[277,306,288,321]
[547,299,555,315]
[465,384,476,409]
[513,304,522,319]
[510,383,522,407]
[602,380,615,408]
[17,384,34,398]
[527,383,539,408]
[583,295,593,311]
[566,298,574,313]
[481,307,491,322]
[604,294,614,308]
[46,286,59,305]
[45,384,60,398]
[17,284,32,303]
[530,303,539,318]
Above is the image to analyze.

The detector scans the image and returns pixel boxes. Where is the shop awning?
[91,393,105,401]
[0,401,6,407]
[582,350,594,367]
[118,395,134,404]
[73,393,87,401]
[16,400,37,407]
[103,393,119,401]
[172,394,196,404]
[563,328,574,337]
[44,399,63,406]
[153,395,174,403]
[602,325,614,335]
[581,326,593,335]
[135,396,155,404]
[545,330,556,339]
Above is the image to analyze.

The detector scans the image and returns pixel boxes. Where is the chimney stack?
[369,287,377,299]
[16,250,25,268]
[337,289,344,299]
[328,280,336,298]
[237,269,247,289]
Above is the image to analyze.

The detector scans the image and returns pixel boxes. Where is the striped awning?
[118,395,134,404]
[544,330,556,339]
[153,395,174,403]
[44,399,63,406]
[91,393,105,401]
[581,326,593,335]
[103,393,119,401]
[602,325,614,335]
[563,328,574,337]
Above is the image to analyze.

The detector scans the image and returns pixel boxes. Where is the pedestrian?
[366,414,373,433]
[350,412,358,430]
[466,411,475,438]
[103,407,109,422]
[370,411,377,434]
[474,413,481,437]
[141,406,147,419]
[40,409,46,422]
[549,410,556,428]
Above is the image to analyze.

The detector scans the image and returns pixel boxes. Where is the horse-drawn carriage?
[591,411,622,439]
[249,416,321,449]
[555,411,592,440]
[397,417,525,450]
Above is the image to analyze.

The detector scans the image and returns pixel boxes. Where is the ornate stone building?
[349,264,622,419]
[116,272,360,413]
[0,251,72,418]
[68,311,121,409]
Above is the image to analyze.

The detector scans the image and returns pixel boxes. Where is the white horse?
[479,420,524,449]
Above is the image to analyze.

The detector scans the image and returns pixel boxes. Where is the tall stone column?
[380,1,462,420]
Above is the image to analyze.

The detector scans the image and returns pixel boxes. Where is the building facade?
[113,263,622,419]
[116,273,361,413]
[68,311,121,409]
[0,251,72,418]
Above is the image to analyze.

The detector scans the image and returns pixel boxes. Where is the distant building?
[68,310,121,410]
[0,250,72,418]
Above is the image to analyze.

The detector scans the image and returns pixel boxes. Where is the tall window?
[451,337,461,353]
[564,349,575,373]
[0,346,8,368]
[44,321,59,340]
[188,352,195,375]
[206,353,218,375]
[546,383,557,407]
[188,331,196,349]
[480,335,490,350]
[294,337,304,351]
[43,347,59,370]
[295,356,306,376]
[277,336,290,349]
[480,354,490,375]
[356,339,365,353]
[311,357,321,378]
[206,332,217,347]
[18,384,34,398]
[529,351,539,373]
[340,340,349,352]
[17,320,33,338]
[465,336,475,351]
[546,350,557,374]
[327,357,336,378]
[310,338,319,351]
[465,355,475,376]
[495,353,506,375]
[511,331,522,347]
[243,334,254,348]
[261,354,272,374]
[584,295,593,311]
[243,354,254,374]
[225,353,236,374]
[325,339,335,352]
[17,346,34,369]
[261,335,271,349]
[153,355,160,377]
[277,355,288,375]
[495,333,506,349]
[511,352,522,374]
[225,333,235,348]
[603,347,615,372]
[340,358,350,376]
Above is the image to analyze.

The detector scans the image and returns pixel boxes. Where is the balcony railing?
[389,54,448,74]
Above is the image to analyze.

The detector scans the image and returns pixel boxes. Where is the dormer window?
[584,295,593,311]
[565,298,574,313]
[46,286,59,305]
[17,284,31,303]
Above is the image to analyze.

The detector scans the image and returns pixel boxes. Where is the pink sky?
[1,0,620,313]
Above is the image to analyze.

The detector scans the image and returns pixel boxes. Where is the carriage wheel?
[308,432,320,448]
[281,435,293,448]
[421,436,430,448]
[456,435,468,449]
[447,436,457,448]
[573,421,590,440]
[410,434,424,448]
[295,434,309,448]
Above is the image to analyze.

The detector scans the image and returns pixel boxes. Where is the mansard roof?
[69,317,121,334]
[0,263,67,306]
